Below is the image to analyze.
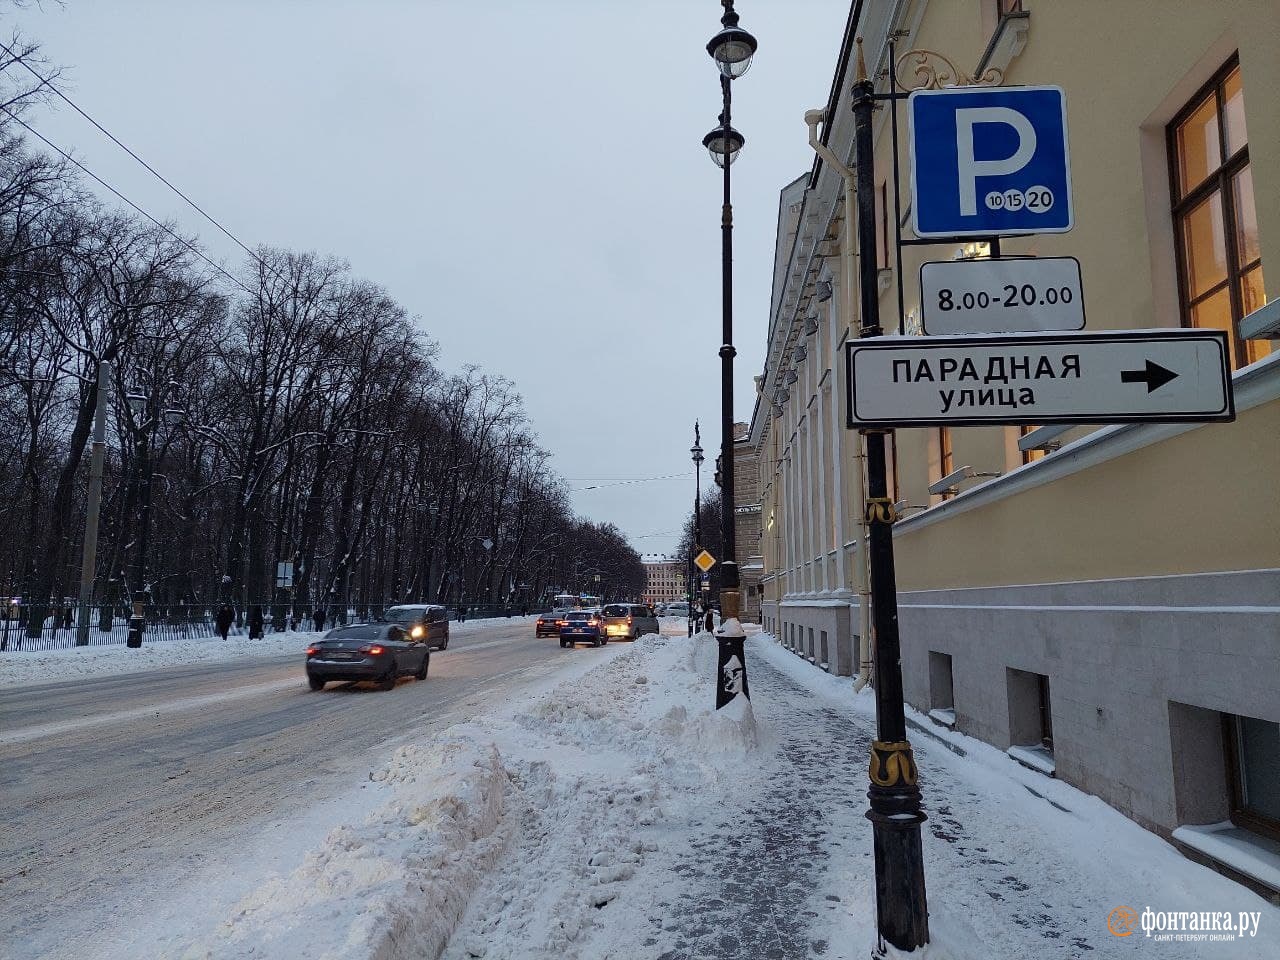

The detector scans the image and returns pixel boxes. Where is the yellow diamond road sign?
[694,550,716,573]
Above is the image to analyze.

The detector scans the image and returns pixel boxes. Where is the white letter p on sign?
[955,107,1037,216]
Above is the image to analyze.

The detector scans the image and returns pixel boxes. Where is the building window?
[875,180,889,270]
[1169,57,1269,369]
[1007,667,1053,754]
[929,651,954,712]
[1225,714,1280,841]
[934,427,954,499]
[1020,425,1045,464]
[887,430,901,505]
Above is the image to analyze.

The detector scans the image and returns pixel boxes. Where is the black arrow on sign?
[1121,359,1179,393]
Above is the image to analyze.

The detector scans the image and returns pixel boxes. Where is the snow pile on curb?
[444,631,762,960]
[0,630,320,686]
[187,630,761,960]
[185,732,512,960]
[521,631,758,763]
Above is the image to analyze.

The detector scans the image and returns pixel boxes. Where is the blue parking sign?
[909,85,1072,238]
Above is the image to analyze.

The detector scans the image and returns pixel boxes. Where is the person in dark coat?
[62,606,74,631]
[248,605,264,640]
[456,604,466,623]
[215,604,234,641]
[312,608,325,632]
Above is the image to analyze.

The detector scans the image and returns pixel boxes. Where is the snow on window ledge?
[1172,822,1280,893]
[928,707,956,730]
[1007,743,1056,777]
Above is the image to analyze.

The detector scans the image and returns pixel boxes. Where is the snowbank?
[0,629,319,687]
[185,733,511,960]
[0,615,536,687]
[187,631,759,960]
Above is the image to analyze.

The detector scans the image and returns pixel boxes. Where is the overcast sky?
[13,0,849,556]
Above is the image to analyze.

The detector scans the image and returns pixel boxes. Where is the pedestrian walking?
[248,605,264,640]
[62,606,73,631]
[456,604,467,623]
[215,604,234,641]
[313,608,326,632]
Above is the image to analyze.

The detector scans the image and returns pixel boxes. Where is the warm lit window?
[935,427,953,500]
[875,180,889,270]
[1169,58,1269,368]
[887,431,901,505]
[1020,425,1044,464]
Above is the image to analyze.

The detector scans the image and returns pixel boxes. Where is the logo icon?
[1108,906,1138,937]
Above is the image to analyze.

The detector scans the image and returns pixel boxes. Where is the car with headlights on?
[601,603,659,641]
[305,622,429,690]
[559,609,606,648]
[382,603,450,650]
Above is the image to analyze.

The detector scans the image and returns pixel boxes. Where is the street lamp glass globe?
[702,125,744,167]
[706,26,757,78]
[691,444,705,465]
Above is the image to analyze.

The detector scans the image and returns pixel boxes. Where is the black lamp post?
[849,39,930,954]
[689,423,705,637]
[702,0,755,708]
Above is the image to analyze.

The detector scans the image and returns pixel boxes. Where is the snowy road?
[0,617,604,960]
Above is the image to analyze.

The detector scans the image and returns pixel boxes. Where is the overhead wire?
[1,109,255,296]
[0,39,281,283]
[570,473,690,491]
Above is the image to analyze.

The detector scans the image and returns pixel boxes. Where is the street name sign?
[910,85,1073,237]
[920,257,1084,334]
[845,330,1233,428]
[694,550,717,573]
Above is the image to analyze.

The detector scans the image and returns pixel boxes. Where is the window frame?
[1020,424,1045,465]
[1037,673,1054,752]
[1167,55,1262,367]
[1223,713,1280,842]
[935,427,954,500]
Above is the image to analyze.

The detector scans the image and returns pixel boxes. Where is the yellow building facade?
[749,0,1280,896]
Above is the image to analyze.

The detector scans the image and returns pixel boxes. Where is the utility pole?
[851,38,930,954]
[76,358,109,647]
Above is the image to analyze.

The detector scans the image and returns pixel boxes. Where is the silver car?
[600,603,659,641]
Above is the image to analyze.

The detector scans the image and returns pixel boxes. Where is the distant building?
[641,555,687,606]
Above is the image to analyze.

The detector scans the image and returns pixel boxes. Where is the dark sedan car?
[535,612,563,637]
[559,609,606,648]
[305,622,429,691]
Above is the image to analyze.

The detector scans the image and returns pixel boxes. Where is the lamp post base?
[866,739,930,952]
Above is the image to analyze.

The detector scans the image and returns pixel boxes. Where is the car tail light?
[359,644,385,655]
[556,619,567,627]
[305,646,319,656]
[627,615,633,624]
